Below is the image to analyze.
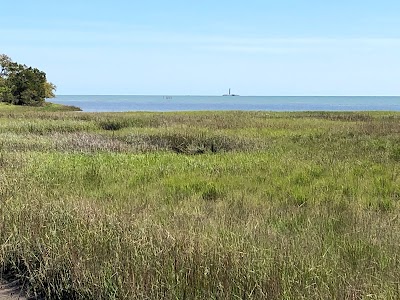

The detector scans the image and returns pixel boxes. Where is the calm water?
[52,95,400,112]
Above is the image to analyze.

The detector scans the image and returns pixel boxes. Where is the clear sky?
[1,0,399,95]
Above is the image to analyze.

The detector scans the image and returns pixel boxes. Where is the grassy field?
[0,107,400,299]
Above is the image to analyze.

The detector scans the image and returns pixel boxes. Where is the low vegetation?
[1,109,400,299]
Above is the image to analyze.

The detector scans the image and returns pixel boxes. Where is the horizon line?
[55,94,400,97]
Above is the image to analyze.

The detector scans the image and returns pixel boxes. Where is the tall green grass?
[1,110,400,299]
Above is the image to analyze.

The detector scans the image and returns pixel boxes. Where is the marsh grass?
[0,101,81,112]
[1,110,400,299]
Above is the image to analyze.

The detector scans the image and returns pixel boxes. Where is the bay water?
[52,95,400,112]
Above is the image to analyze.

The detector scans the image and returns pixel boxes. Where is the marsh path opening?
[0,279,27,300]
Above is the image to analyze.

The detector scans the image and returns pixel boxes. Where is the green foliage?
[0,54,56,106]
[0,78,13,103]
[8,66,46,105]
[44,81,56,98]
[0,54,12,76]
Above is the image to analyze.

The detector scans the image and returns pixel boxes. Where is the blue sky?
[1,0,399,95]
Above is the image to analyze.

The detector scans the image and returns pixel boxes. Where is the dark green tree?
[0,77,13,103]
[7,65,47,105]
[0,54,56,105]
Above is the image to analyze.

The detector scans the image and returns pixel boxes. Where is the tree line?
[0,54,56,106]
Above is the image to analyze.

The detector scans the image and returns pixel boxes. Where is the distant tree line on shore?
[0,54,56,106]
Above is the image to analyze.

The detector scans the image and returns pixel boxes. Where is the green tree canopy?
[0,54,11,76]
[0,54,56,105]
[44,81,57,98]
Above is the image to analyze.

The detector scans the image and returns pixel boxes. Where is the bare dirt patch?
[0,279,27,300]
